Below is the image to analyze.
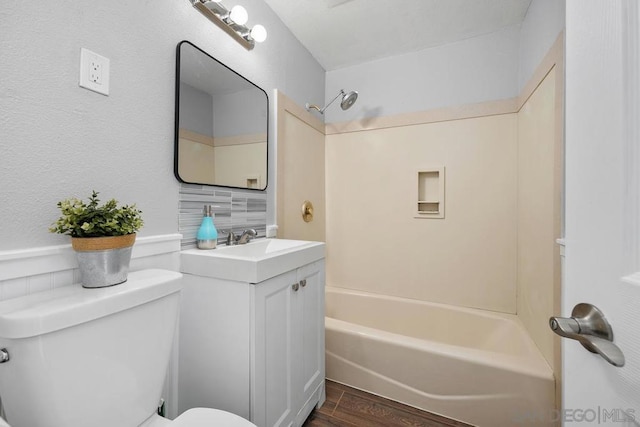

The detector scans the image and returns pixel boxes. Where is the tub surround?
[326,112,519,314]
[275,91,326,242]
[516,67,562,375]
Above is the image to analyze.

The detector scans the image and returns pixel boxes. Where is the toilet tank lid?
[0,269,182,339]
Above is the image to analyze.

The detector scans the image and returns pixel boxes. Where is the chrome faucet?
[237,229,257,244]
[225,229,257,245]
[225,231,237,246]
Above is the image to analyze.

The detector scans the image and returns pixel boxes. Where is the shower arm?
[306,89,346,114]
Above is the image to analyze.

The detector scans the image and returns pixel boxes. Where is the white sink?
[214,238,312,257]
[180,238,325,283]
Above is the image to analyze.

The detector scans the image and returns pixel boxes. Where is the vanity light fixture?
[191,0,267,50]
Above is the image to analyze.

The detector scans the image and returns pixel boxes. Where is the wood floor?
[303,380,473,427]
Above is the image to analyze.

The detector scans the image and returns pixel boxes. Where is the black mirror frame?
[174,40,269,191]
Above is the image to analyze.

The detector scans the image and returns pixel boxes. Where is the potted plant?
[50,191,143,288]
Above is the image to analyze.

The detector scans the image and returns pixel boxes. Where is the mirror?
[175,41,268,190]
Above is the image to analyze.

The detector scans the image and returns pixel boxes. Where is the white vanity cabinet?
[252,260,325,427]
[178,243,325,427]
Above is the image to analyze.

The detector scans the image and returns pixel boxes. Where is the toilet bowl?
[0,410,254,427]
[143,408,255,426]
[0,269,256,427]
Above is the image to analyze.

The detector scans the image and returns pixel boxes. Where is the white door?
[563,1,640,424]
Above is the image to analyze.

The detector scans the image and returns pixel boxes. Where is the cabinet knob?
[300,279,307,288]
[292,282,299,292]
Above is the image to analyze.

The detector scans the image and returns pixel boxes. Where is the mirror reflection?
[175,41,268,190]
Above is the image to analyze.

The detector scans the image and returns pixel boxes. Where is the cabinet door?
[293,260,326,425]
[252,270,297,427]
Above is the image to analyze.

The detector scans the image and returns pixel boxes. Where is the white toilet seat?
[173,408,257,426]
[141,409,257,427]
[0,409,257,427]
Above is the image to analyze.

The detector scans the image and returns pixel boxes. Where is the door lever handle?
[549,303,624,367]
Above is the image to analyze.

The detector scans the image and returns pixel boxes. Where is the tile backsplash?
[178,184,267,249]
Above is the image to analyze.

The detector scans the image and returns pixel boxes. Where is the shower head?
[340,90,358,110]
[306,89,358,115]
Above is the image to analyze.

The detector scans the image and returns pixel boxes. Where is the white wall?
[324,25,520,123]
[0,0,324,251]
[518,0,566,90]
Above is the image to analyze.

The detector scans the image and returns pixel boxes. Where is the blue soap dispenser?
[196,205,218,249]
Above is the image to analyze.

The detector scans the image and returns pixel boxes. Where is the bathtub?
[325,287,555,427]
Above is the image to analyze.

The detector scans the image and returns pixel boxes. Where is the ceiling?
[264,0,532,71]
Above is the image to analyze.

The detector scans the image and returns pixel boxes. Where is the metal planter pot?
[71,234,136,288]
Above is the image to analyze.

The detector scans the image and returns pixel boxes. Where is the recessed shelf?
[418,202,440,213]
[415,167,445,219]
[246,175,260,189]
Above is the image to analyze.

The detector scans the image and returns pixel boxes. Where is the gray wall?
[518,0,566,91]
[179,83,214,137]
[213,89,267,137]
[324,0,565,124]
[0,0,564,250]
[0,0,325,250]
[324,25,520,123]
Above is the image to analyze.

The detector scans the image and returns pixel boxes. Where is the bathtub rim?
[325,286,554,381]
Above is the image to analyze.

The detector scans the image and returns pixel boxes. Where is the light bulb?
[229,5,248,25]
[250,24,267,43]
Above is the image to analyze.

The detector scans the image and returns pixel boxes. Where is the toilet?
[0,269,256,427]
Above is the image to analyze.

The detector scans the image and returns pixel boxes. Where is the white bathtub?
[325,287,555,427]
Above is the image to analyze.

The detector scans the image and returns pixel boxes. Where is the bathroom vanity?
[178,239,326,427]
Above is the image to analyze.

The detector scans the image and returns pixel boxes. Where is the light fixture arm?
[204,0,228,16]
[306,89,346,115]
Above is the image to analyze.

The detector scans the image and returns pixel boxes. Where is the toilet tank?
[0,269,182,427]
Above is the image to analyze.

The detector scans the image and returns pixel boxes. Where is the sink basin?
[180,238,325,283]
[214,238,313,258]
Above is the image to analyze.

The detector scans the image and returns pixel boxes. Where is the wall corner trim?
[324,98,518,135]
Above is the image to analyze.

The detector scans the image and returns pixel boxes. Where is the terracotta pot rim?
[71,233,136,252]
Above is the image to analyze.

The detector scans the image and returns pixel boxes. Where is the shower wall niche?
[415,167,445,218]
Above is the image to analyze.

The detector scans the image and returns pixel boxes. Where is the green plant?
[49,191,143,238]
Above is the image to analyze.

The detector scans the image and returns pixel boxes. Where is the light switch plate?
[79,48,110,96]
